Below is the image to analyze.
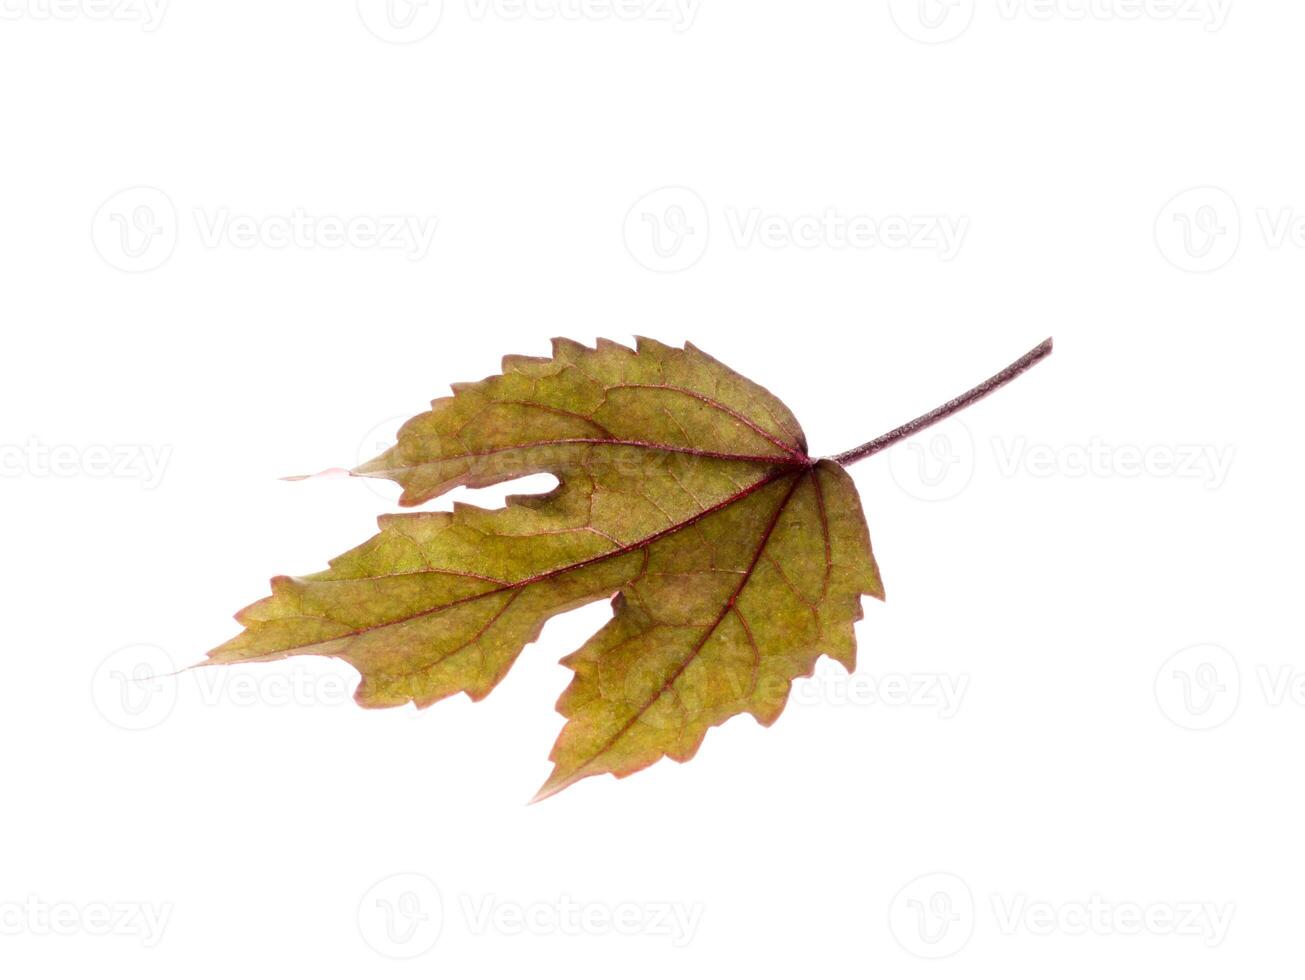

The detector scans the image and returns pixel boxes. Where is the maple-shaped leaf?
[208,336,1052,799]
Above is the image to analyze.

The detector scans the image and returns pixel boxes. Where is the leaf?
[207,337,884,799]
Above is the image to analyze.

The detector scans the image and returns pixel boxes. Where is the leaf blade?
[207,340,882,798]
[532,461,881,800]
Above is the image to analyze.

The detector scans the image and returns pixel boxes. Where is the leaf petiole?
[830,337,1054,467]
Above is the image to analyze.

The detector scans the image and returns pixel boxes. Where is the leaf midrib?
[291,462,812,654]
[357,437,800,478]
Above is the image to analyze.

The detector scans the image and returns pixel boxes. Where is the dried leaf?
[208,337,886,799]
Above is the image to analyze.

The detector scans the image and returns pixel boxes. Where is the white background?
[1,1,1299,976]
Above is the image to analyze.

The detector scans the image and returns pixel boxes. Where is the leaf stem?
[830,337,1054,467]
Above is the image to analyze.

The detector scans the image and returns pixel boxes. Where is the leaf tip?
[280,466,352,483]
[528,768,576,805]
